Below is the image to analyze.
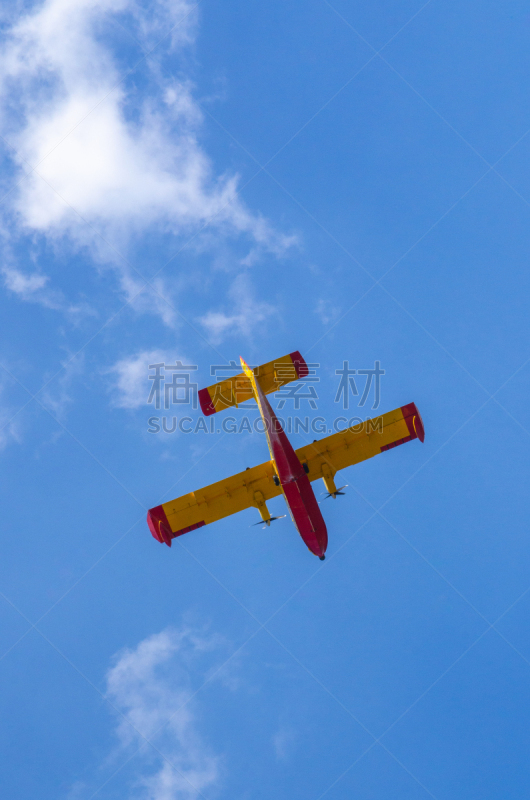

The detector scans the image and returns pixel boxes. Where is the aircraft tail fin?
[198,351,308,416]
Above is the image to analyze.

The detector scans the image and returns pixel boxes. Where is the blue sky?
[1,1,530,798]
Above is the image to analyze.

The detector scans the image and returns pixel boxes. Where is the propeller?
[320,485,348,502]
[250,515,286,529]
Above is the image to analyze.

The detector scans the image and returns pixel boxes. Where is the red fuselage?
[253,377,328,558]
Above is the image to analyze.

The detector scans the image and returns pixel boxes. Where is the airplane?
[147,351,424,560]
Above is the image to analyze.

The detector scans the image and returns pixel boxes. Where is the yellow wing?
[147,402,424,545]
[147,459,283,545]
[198,350,308,416]
[295,402,424,484]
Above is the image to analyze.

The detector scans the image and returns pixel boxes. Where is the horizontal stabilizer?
[198,351,308,416]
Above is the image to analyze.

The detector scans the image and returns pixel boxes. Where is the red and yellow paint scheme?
[147,352,425,560]
[198,351,308,416]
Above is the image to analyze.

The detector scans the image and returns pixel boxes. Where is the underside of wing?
[148,402,424,546]
[147,459,282,546]
[294,403,425,481]
[198,351,308,416]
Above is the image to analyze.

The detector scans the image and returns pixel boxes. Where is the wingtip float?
[147,352,424,560]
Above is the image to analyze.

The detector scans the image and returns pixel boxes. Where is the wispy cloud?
[2,266,48,296]
[0,0,295,320]
[0,387,23,450]
[108,348,188,409]
[105,625,223,800]
[314,297,341,326]
[40,352,85,419]
[198,273,275,343]
[272,726,296,761]
[1,265,93,317]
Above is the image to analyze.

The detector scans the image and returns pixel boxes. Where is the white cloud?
[64,781,87,800]
[105,626,222,800]
[0,397,22,451]
[2,266,48,295]
[198,273,275,343]
[314,297,341,326]
[0,0,295,291]
[1,265,77,312]
[109,348,189,409]
[40,352,85,418]
[272,726,296,761]
[0,352,86,450]
[0,366,28,450]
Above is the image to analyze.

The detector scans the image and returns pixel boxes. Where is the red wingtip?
[147,505,173,547]
[290,350,309,379]
[198,387,215,416]
[401,403,425,443]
